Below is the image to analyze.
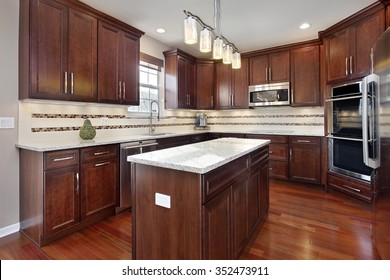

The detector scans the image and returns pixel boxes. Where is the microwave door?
[362,74,380,169]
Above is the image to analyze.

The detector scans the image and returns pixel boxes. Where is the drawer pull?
[94,151,110,156]
[269,167,273,171]
[269,151,273,154]
[297,140,311,143]
[75,172,79,194]
[53,156,74,162]
[95,162,110,167]
[342,185,361,193]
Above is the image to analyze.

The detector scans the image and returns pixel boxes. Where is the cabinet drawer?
[249,147,268,169]
[269,160,289,179]
[44,149,79,170]
[269,144,288,161]
[327,172,372,202]
[81,144,119,163]
[202,156,249,204]
[290,136,320,145]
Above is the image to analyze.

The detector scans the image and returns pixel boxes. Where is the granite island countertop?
[127,137,270,174]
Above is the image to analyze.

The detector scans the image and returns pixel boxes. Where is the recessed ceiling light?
[156,28,166,34]
[299,23,311,30]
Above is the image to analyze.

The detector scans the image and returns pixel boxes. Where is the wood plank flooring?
[0,179,382,260]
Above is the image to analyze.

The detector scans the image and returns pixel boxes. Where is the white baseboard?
[0,223,20,238]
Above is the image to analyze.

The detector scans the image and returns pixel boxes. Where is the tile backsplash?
[18,100,325,143]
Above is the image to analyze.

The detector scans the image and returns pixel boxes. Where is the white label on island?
[155,193,171,209]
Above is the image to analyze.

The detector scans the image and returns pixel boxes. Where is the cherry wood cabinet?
[289,136,321,184]
[291,45,321,106]
[19,144,119,247]
[19,0,97,102]
[249,51,290,85]
[196,60,215,109]
[164,49,196,109]
[323,9,385,84]
[214,58,249,109]
[80,145,119,221]
[157,135,192,150]
[132,146,269,259]
[378,138,390,191]
[98,21,140,105]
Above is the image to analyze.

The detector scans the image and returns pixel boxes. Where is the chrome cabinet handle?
[119,81,122,99]
[95,161,110,167]
[342,184,361,193]
[349,56,353,75]
[93,151,110,156]
[71,73,74,94]
[64,72,68,94]
[297,140,311,143]
[269,68,272,81]
[211,95,214,107]
[123,82,126,100]
[289,149,292,160]
[53,156,74,162]
[75,172,79,194]
[265,68,268,81]
[345,57,349,76]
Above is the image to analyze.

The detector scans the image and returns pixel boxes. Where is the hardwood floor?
[0,179,381,260]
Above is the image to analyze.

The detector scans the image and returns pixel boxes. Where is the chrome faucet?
[149,100,160,134]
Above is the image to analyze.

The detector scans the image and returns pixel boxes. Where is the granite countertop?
[127,137,270,174]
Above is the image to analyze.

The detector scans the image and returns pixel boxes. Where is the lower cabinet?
[20,144,119,247]
[289,136,321,184]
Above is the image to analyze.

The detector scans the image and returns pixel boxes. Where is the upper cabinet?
[249,51,290,85]
[20,0,97,102]
[214,58,249,110]
[164,49,197,109]
[98,22,140,105]
[323,8,385,84]
[290,45,321,106]
[19,0,144,104]
[196,60,215,110]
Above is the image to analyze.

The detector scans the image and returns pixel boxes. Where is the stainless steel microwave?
[249,82,290,107]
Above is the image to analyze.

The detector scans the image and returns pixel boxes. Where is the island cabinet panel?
[132,145,269,260]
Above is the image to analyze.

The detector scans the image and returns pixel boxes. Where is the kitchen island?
[128,137,270,259]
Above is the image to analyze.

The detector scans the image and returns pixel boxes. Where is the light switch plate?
[0,117,14,129]
[155,193,171,209]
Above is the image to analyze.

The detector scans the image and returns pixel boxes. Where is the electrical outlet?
[100,117,108,125]
[0,117,14,129]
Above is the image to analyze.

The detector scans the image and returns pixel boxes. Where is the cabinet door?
[215,62,232,109]
[98,21,121,103]
[291,46,320,106]
[289,138,321,184]
[326,28,351,83]
[186,59,196,109]
[68,9,97,102]
[268,51,290,83]
[353,10,385,78]
[44,166,80,236]
[249,55,268,85]
[248,169,261,236]
[259,159,269,221]
[196,61,214,109]
[202,187,232,260]
[177,56,187,108]
[232,58,249,109]
[30,0,68,99]
[232,175,249,259]
[81,159,118,220]
[121,31,140,105]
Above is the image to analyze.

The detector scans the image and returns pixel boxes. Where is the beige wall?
[0,0,20,232]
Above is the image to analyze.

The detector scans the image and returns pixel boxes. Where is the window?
[128,60,160,113]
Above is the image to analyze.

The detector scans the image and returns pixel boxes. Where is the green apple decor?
[79,118,96,140]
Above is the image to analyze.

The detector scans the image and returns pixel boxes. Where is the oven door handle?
[325,95,362,102]
[326,135,363,142]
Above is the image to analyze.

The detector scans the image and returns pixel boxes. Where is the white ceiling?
[80,0,378,58]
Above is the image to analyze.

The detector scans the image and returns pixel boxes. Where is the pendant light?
[200,28,212,52]
[232,51,241,69]
[213,37,223,59]
[184,15,197,44]
[223,44,233,64]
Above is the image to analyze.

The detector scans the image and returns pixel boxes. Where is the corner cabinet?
[98,21,140,105]
[249,51,290,85]
[214,58,249,109]
[290,45,321,106]
[164,49,196,109]
[323,8,385,84]
[19,145,119,247]
[19,0,98,102]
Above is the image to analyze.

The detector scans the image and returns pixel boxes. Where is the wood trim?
[163,48,197,62]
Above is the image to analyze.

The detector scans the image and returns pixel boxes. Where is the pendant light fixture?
[183,0,241,69]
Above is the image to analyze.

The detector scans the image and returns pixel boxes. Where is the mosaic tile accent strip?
[208,114,324,119]
[31,113,196,120]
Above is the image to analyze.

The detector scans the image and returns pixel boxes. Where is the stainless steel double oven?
[327,75,380,182]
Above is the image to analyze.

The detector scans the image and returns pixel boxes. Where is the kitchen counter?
[16,129,322,152]
[127,137,270,174]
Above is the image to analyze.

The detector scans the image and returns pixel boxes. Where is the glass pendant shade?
[223,45,233,64]
[213,37,223,59]
[232,51,241,69]
[184,16,197,44]
[199,28,212,53]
